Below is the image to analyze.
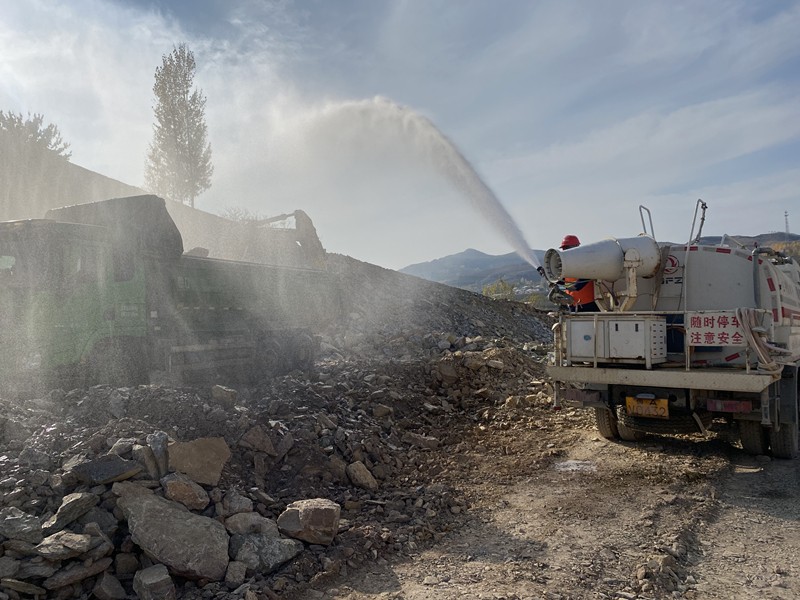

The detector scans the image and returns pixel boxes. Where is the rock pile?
[0,257,554,599]
[0,416,345,599]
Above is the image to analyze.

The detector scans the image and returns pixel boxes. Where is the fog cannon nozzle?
[543,249,563,283]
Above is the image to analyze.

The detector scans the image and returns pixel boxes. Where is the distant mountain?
[400,233,800,292]
[399,248,546,292]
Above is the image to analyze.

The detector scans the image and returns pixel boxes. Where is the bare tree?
[144,44,213,207]
[221,206,264,223]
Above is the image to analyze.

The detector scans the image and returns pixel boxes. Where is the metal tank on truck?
[543,201,800,458]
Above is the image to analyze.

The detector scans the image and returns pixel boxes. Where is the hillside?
[399,248,546,292]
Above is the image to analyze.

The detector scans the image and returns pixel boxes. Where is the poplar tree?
[144,44,213,207]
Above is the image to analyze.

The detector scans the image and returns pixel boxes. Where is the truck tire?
[290,332,317,371]
[258,336,287,375]
[594,408,619,439]
[738,420,769,456]
[88,339,148,386]
[615,407,646,442]
[770,424,799,459]
[770,370,799,459]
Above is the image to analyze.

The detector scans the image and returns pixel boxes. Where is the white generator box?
[566,315,667,367]
[566,318,606,359]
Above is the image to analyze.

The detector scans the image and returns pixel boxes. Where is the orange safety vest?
[564,277,595,306]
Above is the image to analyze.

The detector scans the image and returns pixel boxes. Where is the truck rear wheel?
[738,420,769,456]
[770,370,799,459]
[594,408,619,439]
[615,407,646,442]
[770,424,799,459]
[617,420,647,442]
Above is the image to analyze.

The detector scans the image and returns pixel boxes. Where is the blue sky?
[2,0,798,269]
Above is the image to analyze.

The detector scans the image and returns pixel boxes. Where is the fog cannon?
[542,236,661,283]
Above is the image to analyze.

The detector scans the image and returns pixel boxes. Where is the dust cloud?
[267,96,540,269]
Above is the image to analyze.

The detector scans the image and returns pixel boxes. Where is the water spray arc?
[311,97,541,269]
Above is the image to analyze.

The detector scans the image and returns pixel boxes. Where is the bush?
[482,279,515,300]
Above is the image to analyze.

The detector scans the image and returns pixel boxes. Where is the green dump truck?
[0,195,339,393]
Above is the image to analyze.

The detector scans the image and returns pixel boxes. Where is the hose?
[548,284,574,307]
[735,308,798,377]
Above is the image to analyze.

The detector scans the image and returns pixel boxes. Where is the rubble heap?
[0,257,554,599]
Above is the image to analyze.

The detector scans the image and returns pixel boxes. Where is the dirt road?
[306,407,800,600]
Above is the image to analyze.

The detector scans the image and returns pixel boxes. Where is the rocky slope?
[0,255,554,600]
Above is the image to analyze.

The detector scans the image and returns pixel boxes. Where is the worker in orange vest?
[560,235,598,312]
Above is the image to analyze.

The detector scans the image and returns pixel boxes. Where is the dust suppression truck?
[544,202,800,458]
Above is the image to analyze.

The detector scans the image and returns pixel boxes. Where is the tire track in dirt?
[310,411,743,600]
[689,456,800,599]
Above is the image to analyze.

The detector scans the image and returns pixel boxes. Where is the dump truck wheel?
[770,424,799,459]
[615,407,646,442]
[594,408,619,439]
[88,339,148,386]
[291,333,317,371]
[738,420,769,456]
[258,336,287,375]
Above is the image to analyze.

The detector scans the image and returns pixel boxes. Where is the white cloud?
[482,86,800,249]
[651,169,800,240]
[496,90,800,185]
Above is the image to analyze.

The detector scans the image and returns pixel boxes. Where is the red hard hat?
[560,234,580,249]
